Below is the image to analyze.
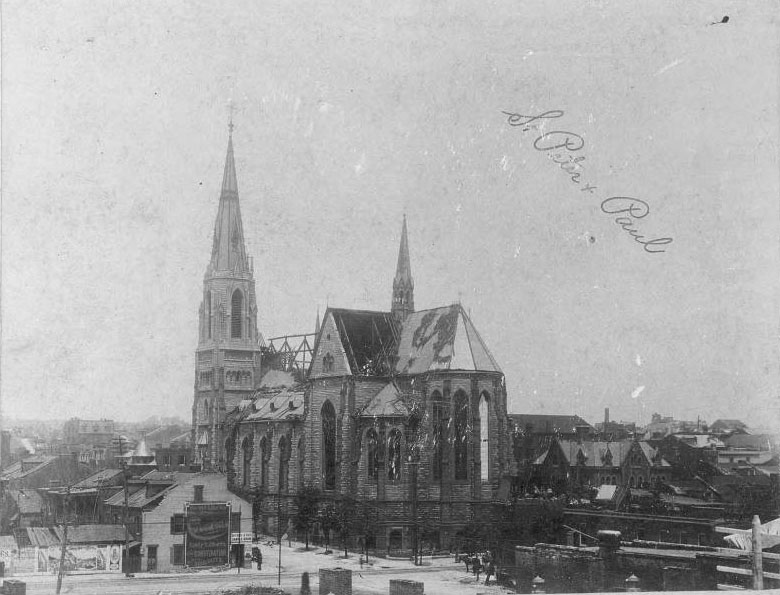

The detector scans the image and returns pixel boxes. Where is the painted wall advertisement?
[185,502,231,567]
[0,545,122,576]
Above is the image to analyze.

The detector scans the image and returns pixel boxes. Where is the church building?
[193,127,513,551]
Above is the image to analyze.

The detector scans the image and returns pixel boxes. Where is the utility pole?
[116,434,132,576]
[277,498,282,585]
[409,454,420,566]
[55,485,70,595]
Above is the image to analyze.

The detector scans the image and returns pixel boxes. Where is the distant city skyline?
[2,1,778,428]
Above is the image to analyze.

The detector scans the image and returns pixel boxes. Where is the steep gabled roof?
[395,305,501,374]
[0,456,57,480]
[542,440,634,468]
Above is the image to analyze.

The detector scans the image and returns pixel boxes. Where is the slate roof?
[104,484,176,509]
[72,468,124,489]
[360,382,409,418]
[509,414,594,435]
[535,439,670,468]
[395,305,501,374]
[0,456,56,480]
[245,387,305,422]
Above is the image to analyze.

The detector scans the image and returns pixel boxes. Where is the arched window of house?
[366,429,379,480]
[321,401,337,490]
[387,429,402,480]
[242,436,252,487]
[298,436,305,489]
[453,390,469,480]
[478,392,490,482]
[231,289,244,338]
[206,291,212,339]
[260,437,269,488]
[431,391,444,480]
[279,435,291,492]
[202,399,209,423]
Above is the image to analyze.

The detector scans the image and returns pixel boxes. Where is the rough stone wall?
[319,567,352,595]
[389,579,424,595]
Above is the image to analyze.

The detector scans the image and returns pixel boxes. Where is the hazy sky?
[2,1,778,428]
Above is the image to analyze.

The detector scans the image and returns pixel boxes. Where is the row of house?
[0,468,252,576]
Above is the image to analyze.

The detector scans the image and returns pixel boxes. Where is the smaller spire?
[391,215,414,321]
[315,306,321,335]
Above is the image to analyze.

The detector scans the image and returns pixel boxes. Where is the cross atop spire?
[391,214,414,321]
[227,100,236,135]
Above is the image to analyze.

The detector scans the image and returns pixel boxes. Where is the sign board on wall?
[185,502,231,567]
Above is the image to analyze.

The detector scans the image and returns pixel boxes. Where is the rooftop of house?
[72,468,124,489]
[0,455,57,480]
[53,524,126,544]
[509,414,594,435]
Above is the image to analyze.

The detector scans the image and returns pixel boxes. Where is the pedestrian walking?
[464,553,471,573]
[485,560,495,585]
[473,556,482,581]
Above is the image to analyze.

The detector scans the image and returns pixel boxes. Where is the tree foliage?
[293,485,321,549]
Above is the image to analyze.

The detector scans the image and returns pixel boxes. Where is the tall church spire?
[194,118,262,471]
[209,122,248,273]
[391,215,414,321]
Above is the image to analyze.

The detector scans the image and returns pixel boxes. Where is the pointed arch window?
[366,429,379,480]
[321,401,336,490]
[260,437,269,489]
[298,436,305,489]
[231,289,244,338]
[242,436,253,487]
[323,353,334,373]
[279,435,291,492]
[206,291,212,339]
[431,391,444,480]
[453,390,469,480]
[478,392,490,482]
[387,429,402,481]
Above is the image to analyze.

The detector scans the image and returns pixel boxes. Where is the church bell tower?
[192,122,262,470]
